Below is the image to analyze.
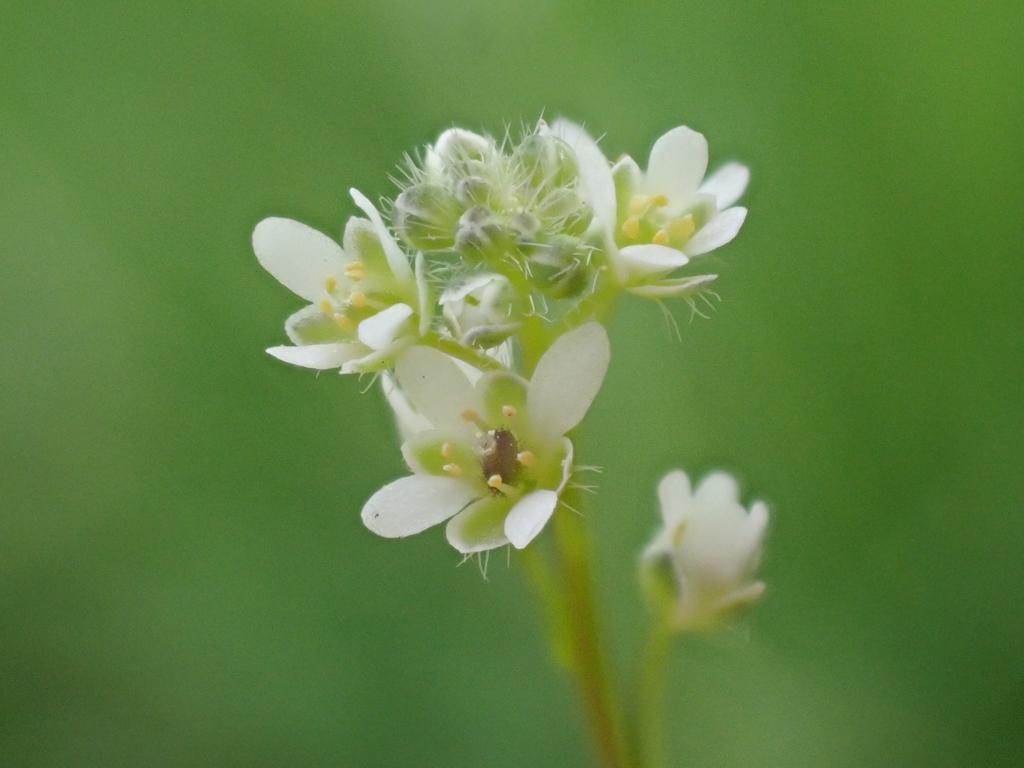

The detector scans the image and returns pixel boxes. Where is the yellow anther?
[349,291,367,308]
[668,214,696,241]
[333,313,353,330]
[324,276,338,293]
[649,193,669,207]
[319,299,333,315]
[487,474,503,490]
[652,228,670,245]
[501,404,517,418]
[516,451,535,467]
[344,261,365,281]
[441,442,453,459]
[621,216,641,239]
[461,408,480,423]
[628,195,650,216]
[443,463,464,477]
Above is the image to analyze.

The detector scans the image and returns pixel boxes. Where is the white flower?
[643,469,768,630]
[254,190,430,374]
[361,322,610,553]
[549,119,748,297]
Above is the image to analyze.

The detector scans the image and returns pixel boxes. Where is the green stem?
[516,546,572,669]
[565,269,622,329]
[421,332,506,372]
[550,487,631,768]
[636,618,674,768]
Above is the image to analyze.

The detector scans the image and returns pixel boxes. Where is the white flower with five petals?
[253,189,430,374]
[549,119,748,298]
[643,469,768,630]
[361,322,610,553]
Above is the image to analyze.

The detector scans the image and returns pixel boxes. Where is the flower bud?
[641,470,768,632]
[454,206,509,258]
[509,211,541,243]
[534,188,592,236]
[393,183,461,251]
[434,128,495,181]
[513,133,579,192]
[454,175,492,208]
[529,235,590,299]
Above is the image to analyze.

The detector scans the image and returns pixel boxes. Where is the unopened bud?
[393,184,460,251]
[434,128,495,181]
[454,206,508,257]
[454,176,492,208]
[513,133,579,192]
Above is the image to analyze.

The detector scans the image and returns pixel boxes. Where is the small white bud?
[641,469,768,631]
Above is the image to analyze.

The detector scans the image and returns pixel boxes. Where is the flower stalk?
[551,484,632,768]
[635,617,674,768]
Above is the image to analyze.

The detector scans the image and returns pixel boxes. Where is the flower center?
[481,428,521,488]
[620,194,696,249]
[447,406,536,493]
[317,273,383,331]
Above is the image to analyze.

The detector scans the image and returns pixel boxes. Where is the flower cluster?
[254,119,764,605]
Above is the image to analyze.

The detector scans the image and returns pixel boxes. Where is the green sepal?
[400,430,478,477]
[476,371,528,426]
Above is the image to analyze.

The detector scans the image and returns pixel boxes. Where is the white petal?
[445,497,511,553]
[617,244,689,277]
[549,119,617,232]
[253,218,348,302]
[742,500,770,558]
[339,337,413,375]
[695,471,740,507]
[381,372,434,440]
[284,304,347,345]
[266,343,362,370]
[349,188,414,283]
[434,128,493,160]
[658,470,693,525]
[557,438,574,493]
[712,581,766,617]
[394,345,477,430]
[504,490,558,549]
[699,162,749,209]
[627,274,718,299]
[527,322,610,441]
[439,273,505,304]
[612,155,643,218]
[611,154,643,188]
[684,207,747,257]
[362,475,477,538]
[488,340,515,370]
[357,304,413,350]
[646,126,708,203]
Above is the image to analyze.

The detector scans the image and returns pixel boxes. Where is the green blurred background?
[3,1,1022,766]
